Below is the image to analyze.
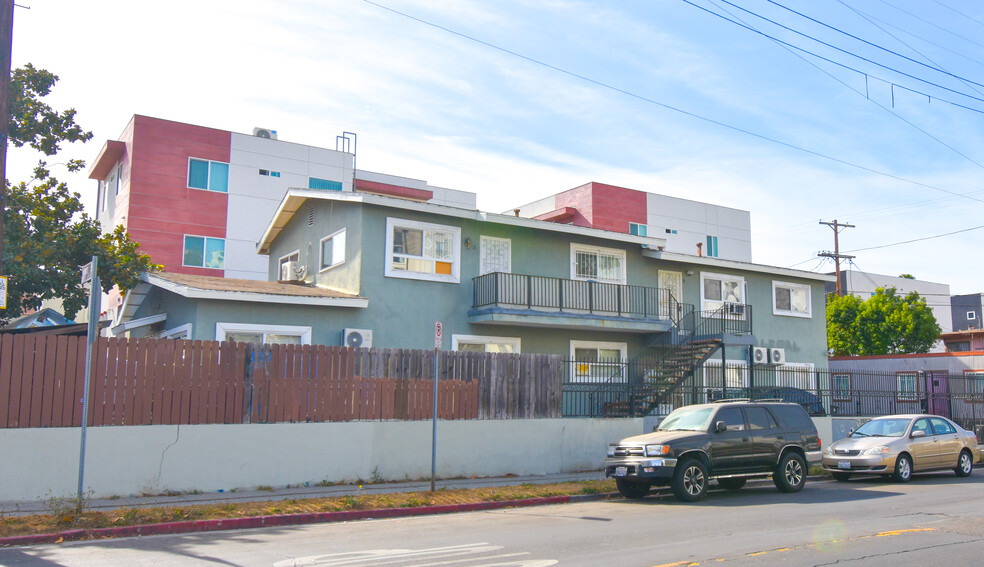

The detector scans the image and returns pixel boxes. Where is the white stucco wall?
[0,419,641,502]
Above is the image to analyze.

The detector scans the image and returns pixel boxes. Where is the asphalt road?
[4,472,984,566]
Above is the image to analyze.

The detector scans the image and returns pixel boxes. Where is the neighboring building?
[511,182,752,262]
[941,329,984,353]
[951,293,984,332]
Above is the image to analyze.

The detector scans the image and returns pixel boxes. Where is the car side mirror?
[715,421,727,433]
[911,430,926,438]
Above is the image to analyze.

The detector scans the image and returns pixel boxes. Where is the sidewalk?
[0,471,608,516]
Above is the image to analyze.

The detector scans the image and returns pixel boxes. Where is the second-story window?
[571,244,626,285]
[385,217,460,283]
[701,272,744,312]
[188,158,229,193]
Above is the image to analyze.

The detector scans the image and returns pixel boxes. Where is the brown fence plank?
[129,339,147,425]
[159,339,178,424]
[20,335,40,428]
[63,336,84,426]
[0,334,12,427]
[185,341,202,424]
[8,334,26,427]
[42,335,65,427]
[121,338,139,426]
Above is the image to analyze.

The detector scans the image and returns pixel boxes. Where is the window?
[259,169,281,177]
[183,235,225,269]
[115,164,122,195]
[277,251,300,280]
[966,371,984,396]
[571,244,626,284]
[969,311,977,321]
[664,228,678,234]
[706,235,719,257]
[570,340,627,383]
[215,322,312,345]
[187,158,229,192]
[480,236,511,275]
[629,223,647,236]
[716,407,745,431]
[385,218,460,283]
[160,323,192,340]
[897,372,918,401]
[930,417,956,435]
[745,407,777,431]
[912,418,932,436]
[703,362,747,393]
[773,281,812,318]
[701,272,744,312]
[832,374,852,401]
[309,177,342,191]
[320,229,346,271]
[452,334,521,353]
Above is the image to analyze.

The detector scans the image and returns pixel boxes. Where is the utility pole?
[818,219,855,296]
[0,0,13,274]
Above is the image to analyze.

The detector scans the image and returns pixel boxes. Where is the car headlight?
[646,444,670,457]
[861,446,891,456]
[607,445,616,457]
[825,445,836,455]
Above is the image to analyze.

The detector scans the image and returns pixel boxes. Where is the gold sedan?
[822,414,980,482]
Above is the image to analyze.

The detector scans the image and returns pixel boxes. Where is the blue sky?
[9,0,984,301]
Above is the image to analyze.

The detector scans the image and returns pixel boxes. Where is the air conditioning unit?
[751,346,768,365]
[253,127,278,140]
[343,328,373,349]
[726,303,745,316]
[279,261,306,282]
[769,348,786,365]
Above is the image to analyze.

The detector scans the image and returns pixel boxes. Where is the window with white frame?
[215,322,312,345]
[897,372,918,401]
[969,311,977,321]
[571,244,626,284]
[570,340,627,383]
[385,217,460,283]
[702,361,747,398]
[775,362,816,390]
[832,373,852,401]
[705,235,719,257]
[701,272,744,312]
[452,334,521,354]
[629,223,647,236]
[278,251,300,280]
[160,324,192,340]
[480,236,511,275]
[320,229,346,271]
[183,235,225,269]
[187,158,229,192]
[773,281,812,318]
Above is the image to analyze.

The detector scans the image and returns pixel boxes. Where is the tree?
[2,65,158,324]
[826,287,941,356]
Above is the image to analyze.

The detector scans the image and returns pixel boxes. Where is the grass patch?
[0,480,617,540]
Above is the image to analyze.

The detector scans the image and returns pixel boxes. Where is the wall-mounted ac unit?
[343,328,373,349]
[726,303,745,316]
[751,346,768,365]
[253,127,278,140]
[279,261,306,282]
[769,347,786,365]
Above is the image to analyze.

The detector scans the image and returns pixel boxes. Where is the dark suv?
[604,400,822,502]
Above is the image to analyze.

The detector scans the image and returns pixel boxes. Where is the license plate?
[615,466,628,477]
[838,460,851,470]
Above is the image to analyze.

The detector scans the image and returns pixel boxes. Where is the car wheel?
[954,450,974,478]
[774,452,807,493]
[717,478,746,490]
[615,478,651,499]
[831,472,851,482]
[892,454,913,482]
[672,458,708,502]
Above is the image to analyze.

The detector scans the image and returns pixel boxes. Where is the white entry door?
[658,270,683,320]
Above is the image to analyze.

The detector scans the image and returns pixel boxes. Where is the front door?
[658,270,683,322]
[909,417,940,469]
[925,371,951,418]
[708,407,751,473]
[930,417,962,468]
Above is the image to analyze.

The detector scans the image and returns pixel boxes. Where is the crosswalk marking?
[272,542,557,567]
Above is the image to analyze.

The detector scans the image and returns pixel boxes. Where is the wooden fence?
[0,335,562,428]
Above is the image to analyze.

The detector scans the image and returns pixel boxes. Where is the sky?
[8,0,984,301]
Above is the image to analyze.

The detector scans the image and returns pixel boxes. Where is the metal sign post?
[431,322,442,492]
[77,256,99,512]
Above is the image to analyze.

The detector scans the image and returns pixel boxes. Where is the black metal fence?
[562,361,984,436]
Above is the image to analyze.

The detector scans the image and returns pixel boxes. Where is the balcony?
[468,272,677,333]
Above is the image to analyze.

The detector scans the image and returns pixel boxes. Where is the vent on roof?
[307,207,315,227]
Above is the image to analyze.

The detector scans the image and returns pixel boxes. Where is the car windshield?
[658,407,714,431]
[852,418,911,438]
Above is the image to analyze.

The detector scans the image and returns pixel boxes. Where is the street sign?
[434,321,442,349]
[80,261,94,285]
[0,275,6,309]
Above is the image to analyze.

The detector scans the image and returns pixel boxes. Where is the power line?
[362,0,984,208]
[928,0,984,29]
[846,224,984,252]
[869,0,984,51]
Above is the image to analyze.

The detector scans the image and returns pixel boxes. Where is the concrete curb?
[0,493,612,548]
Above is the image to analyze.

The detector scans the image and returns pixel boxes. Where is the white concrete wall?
[646,193,752,262]
[0,419,642,502]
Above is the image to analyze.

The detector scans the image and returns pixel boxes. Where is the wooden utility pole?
[818,219,855,296]
[0,0,13,274]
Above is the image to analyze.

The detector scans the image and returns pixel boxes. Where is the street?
[4,473,984,566]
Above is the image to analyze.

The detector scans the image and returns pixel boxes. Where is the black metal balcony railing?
[472,272,674,320]
[698,303,753,335]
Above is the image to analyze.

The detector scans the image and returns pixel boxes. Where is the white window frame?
[277,250,300,279]
[968,311,977,321]
[479,235,512,275]
[702,360,748,393]
[629,223,647,237]
[570,243,626,285]
[772,280,813,318]
[182,234,225,269]
[320,228,347,272]
[897,372,918,402]
[775,362,816,390]
[186,157,229,192]
[385,217,461,283]
[215,322,312,345]
[160,323,192,340]
[570,340,627,383]
[832,373,852,401]
[452,334,521,353]
[700,272,745,312]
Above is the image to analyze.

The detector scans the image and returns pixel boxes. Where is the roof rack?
[712,398,751,403]
[753,398,785,403]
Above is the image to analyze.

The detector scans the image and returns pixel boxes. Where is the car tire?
[892,454,913,482]
[615,478,651,499]
[672,458,708,502]
[717,478,746,490]
[831,472,851,482]
[773,452,807,493]
[954,450,974,478]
